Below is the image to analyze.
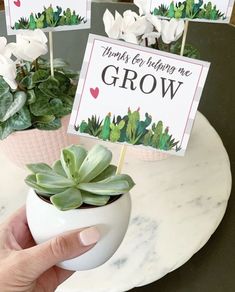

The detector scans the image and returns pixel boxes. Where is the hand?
[0,206,100,292]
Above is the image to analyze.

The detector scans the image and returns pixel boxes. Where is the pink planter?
[0,115,78,169]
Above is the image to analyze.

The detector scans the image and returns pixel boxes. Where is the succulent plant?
[25,144,135,211]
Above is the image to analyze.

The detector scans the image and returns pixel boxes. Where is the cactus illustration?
[186,0,195,18]
[151,121,163,148]
[159,127,170,150]
[175,4,185,19]
[64,8,72,25]
[135,113,152,145]
[79,121,88,133]
[192,0,203,16]
[168,1,175,18]
[110,120,125,142]
[143,130,153,146]
[29,14,36,30]
[101,113,111,141]
[36,14,45,29]
[45,5,54,26]
[126,108,140,144]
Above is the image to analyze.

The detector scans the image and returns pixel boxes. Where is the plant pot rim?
[30,188,129,212]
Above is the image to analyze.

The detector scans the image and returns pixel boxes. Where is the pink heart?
[90,87,99,99]
[14,0,21,7]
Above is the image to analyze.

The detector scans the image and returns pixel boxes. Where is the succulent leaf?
[78,145,112,183]
[25,174,55,196]
[52,160,67,177]
[79,180,130,196]
[27,163,52,174]
[61,145,87,181]
[50,188,83,211]
[36,173,75,189]
[91,165,117,182]
[81,191,110,206]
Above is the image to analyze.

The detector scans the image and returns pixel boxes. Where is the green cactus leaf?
[36,173,75,189]
[79,180,130,196]
[50,188,83,211]
[81,191,110,206]
[61,145,87,181]
[27,163,52,174]
[78,145,112,183]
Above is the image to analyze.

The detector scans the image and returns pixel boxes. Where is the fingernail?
[79,227,100,246]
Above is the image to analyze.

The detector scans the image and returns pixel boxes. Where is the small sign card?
[4,0,91,35]
[146,0,235,23]
[69,34,210,156]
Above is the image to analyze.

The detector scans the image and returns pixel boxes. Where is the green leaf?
[54,71,70,93]
[98,174,135,190]
[27,163,52,174]
[30,88,52,117]
[79,180,130,196]
[34,117,61,130]
[81,190,110,206]
[52,160,67,177]
[49,98,71,117]
[25,174,53,196]
[10,106,32,130]
[25,174,67,196]
[36,173,75,189]
[79,145,112,183]
[50,188,83,211]
[61,145,87,181]
[19,75,34,89]
[0,77,10,97]
[32,115,55,124]
[32,69,50,83]
[0,92,13,121]
[0,119,14,140]
[39,58,68,69]
[92,165,117,182]
[1,91,27,122]
[27,90,36,104]
[38,76,60,98]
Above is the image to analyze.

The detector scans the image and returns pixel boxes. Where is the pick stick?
[116,145,128,175]
[49,31,54,77]
[180,20,189,57]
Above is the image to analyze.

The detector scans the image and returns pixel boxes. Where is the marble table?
[0,112,231,292]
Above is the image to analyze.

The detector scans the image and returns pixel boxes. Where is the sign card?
[4,0,91,35]
[69,34,210,156]
[145,0,235,23]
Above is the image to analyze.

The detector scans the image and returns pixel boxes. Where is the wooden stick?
[180,20,189,57]
[116,145,127,174]
[49,31,54,77]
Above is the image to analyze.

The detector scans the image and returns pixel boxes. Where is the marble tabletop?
[0,111,230,291]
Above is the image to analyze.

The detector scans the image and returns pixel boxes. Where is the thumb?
[22,227,100,277]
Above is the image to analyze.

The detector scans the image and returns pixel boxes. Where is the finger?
[4,206,34,249]
[20,227,100,278]
[53,267,74,284]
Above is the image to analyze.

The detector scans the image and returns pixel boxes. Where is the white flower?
[0,37,17,89]
[10,29,48,62]
[134,0,148,16]
[161,19,185,44]
[103,9,122,39]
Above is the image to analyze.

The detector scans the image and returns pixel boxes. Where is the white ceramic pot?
[26,189,131,271]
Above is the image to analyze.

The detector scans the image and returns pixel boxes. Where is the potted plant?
[0,29,79,168]
[25,144,135,271]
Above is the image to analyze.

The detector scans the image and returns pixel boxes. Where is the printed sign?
[69,34,210,156]
[4,0,91,35]
[146,0,235,23]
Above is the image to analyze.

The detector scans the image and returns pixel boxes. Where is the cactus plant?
[25,144,135,211]
[126,108,140,144]
[110,120,125,142]
[101,113,111,140]
[86,115,103,137]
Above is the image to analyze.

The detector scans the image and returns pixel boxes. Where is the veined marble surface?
[0,112,232,292]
